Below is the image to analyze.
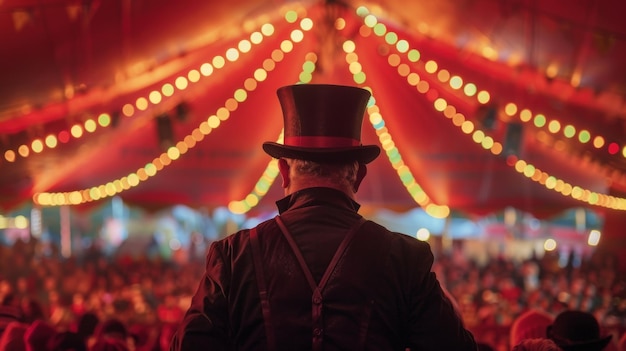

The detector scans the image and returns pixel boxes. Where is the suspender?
[250,227,277,351]
[250,216,367,351]
[276,216,367,351]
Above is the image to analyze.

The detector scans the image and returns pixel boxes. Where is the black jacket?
[171,187,477,351]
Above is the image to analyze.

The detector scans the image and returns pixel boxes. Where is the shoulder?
[363,220,433,254]
[362,220,435,276]
[208,217,277,256]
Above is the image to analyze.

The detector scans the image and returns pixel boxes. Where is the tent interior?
[1,0,625,258]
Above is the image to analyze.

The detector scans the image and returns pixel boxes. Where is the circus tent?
[0,0,625,248]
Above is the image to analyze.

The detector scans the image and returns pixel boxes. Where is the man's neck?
[286,181,355,200]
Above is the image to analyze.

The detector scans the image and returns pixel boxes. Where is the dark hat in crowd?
[547,310,612,351]
[262,84,381,164]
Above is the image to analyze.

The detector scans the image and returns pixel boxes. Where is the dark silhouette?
[170,84,477,350]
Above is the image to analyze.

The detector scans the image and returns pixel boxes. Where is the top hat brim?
[556,335,613,351]
[263,142,380,164]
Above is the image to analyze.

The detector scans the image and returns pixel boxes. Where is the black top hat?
[547,310,612,351]
[262,84,381,164]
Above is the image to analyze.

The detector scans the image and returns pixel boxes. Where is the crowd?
[432,248,626,349]
[1,235,626,350]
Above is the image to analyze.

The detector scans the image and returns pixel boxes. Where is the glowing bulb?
[477,91,490,104]
[175,76,189,90]
[188,69,201,82]
[136,97,148,110]
[544,239,557,251]
[425,60,438,73]
[588,230,601,246]
[31,139,44,153]
[149,91,162,104]
[416,228,430,241]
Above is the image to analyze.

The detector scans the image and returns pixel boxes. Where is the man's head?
[278,158,366,197]
[263,84,380,164]
[264,84,380,197]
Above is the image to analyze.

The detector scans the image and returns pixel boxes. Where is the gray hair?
[285,158,359,189]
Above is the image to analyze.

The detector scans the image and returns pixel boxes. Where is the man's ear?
[353,163,367,192]
[278,158,290,189]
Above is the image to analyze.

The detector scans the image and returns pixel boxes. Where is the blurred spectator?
[21,296,47,324]
[512,338,563,351]
[510,309,554,348]
[129,323,160,351]
[24,319,57,351]
[76,312,100,342]
[90,337,130,351]
[0,294,22,338]
[0,321,28,350]
[48,331,88,351]
[547,310,612,351]
[90,318,132,350]
[156,295,183,325]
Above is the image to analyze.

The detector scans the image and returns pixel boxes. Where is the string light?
[22,4,626,213]
[355,6,626,165]
[34,9,310,207]
[345,37,449,218]
[229,10,451,216]
[3,6,298,164]
[228,19,317,215]
[355,6,626,211]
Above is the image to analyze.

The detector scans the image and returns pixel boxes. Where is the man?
[170,84,477,350]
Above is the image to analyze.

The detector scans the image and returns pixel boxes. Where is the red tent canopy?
[0,0,625,222]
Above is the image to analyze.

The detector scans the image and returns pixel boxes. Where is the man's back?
[171,188,476,350]
[171,84,476,350]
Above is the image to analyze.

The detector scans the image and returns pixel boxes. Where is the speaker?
[155,113,174,150]
[110,111,121,128]
[175,102,190,122]
[476,104,498,130]
[503,123,523,157]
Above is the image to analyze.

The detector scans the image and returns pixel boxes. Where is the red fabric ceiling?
[0,0,625,220]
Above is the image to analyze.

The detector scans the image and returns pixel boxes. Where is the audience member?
[0,309,21,339]
[24,319,57,351]
[76,312,100,342]
[20,297,47,324]
[48,331,88,351]
[90,318,131,350]
[510,309,555,348]
[89,337,130,351]
[97,319,128,337]
[547,310,612,351]
[129,323,160,351]
[512,338,563,351]
[0,320,28,350]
